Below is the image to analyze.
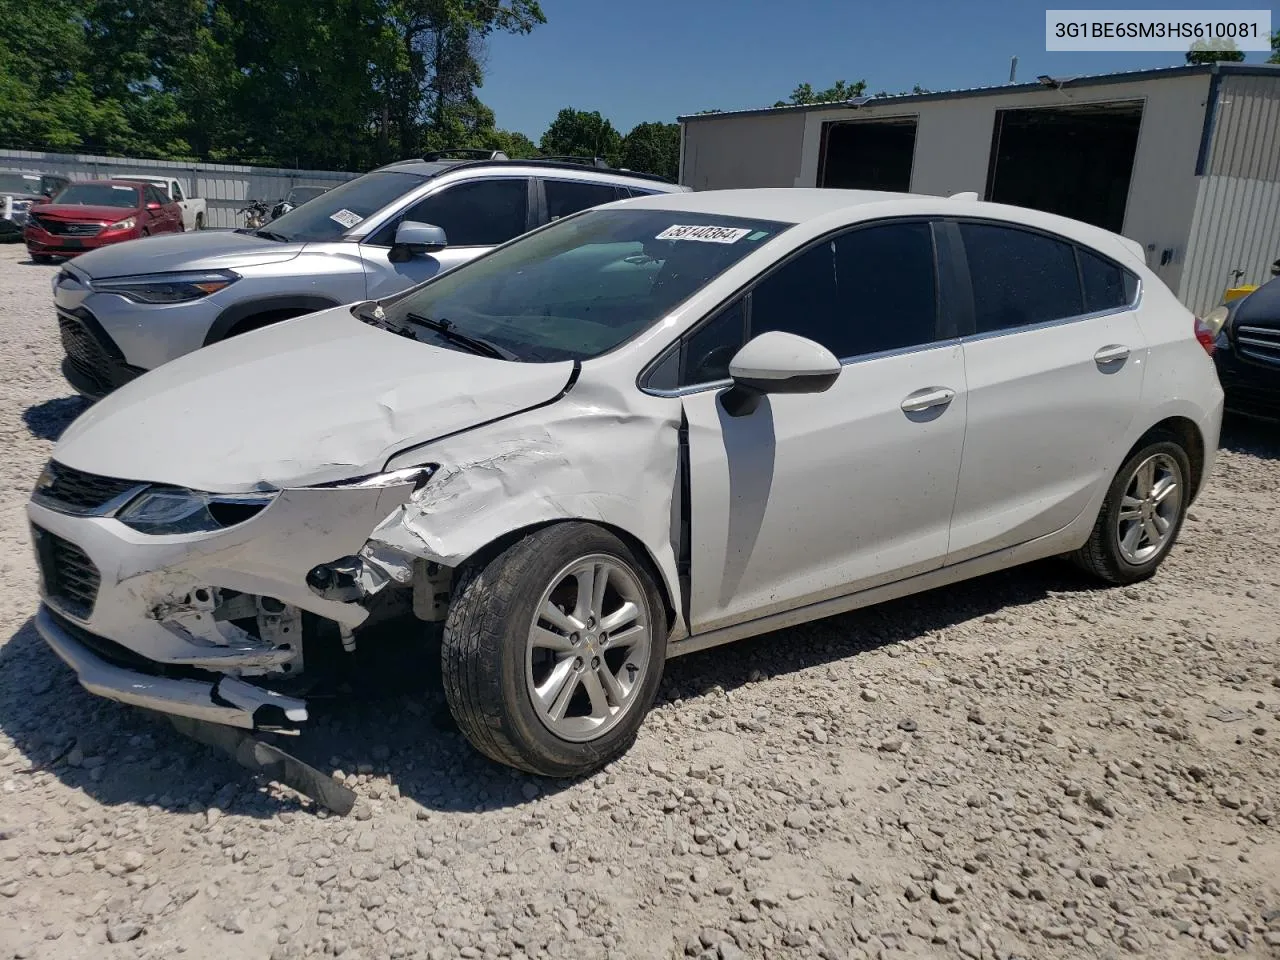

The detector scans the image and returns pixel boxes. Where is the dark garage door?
[985,100,1143,234]
[818,117,919,191]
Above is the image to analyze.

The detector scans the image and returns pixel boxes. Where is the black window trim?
[360,174,536,249]
[945,216,1143,344]
[638,215,954,397]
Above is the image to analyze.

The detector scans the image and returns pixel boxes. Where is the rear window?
[52,183,141,208]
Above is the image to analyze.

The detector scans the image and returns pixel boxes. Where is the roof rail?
[536,155,612,169]
[423,149,509,162]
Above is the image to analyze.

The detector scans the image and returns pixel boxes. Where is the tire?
[30,254,54,264]
[442,522,667,777]
[1070,434,1191,585]
[195,213,204,230]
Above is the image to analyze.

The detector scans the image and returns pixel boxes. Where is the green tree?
[774,79,867,107]
[1269,29,1280,64]
[539,108,622,162]
[0,0,547,170]
[620,121,679,180]
[1186,38,1245,63]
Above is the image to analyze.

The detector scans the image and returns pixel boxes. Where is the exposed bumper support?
[35,605,309,731]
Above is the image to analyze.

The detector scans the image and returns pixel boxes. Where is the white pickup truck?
[114,175,208,231]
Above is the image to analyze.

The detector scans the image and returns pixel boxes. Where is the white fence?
[0,148,360,229]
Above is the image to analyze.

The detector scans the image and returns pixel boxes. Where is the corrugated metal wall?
[0,148,359,229]
[1180,74,1280,314]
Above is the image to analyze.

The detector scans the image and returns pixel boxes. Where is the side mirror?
[721,330,840,417]
[391,220,447,260]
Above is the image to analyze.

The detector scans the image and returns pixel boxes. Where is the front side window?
[960,223,1083,332]
[672,221,939,387]
[545,180,618,221]
[402,178,529,246]
[376,209,787,362]
[53,183,141,208]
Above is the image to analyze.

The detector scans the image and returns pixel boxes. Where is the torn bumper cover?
[35,605,308,730]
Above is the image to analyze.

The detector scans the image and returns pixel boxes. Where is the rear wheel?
[441,523,667,777]
[1070,435,1191,584]
[195,212,204,230]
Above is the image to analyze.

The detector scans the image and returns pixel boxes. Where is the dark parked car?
[24,179,184,261]
[0,172,69,241]
[1213,272,1280,421]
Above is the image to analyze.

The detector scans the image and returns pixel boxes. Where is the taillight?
[1194,305,1230,356]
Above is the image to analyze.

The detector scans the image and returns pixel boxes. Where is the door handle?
[900,387,956,413]
[1094,344,1130,365]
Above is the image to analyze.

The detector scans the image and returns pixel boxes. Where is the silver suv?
[50,151,687,398]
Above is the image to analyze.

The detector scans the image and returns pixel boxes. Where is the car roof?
[373,157,680,189]
[113,174,169,181]
[620,188,933,223]
[618,188,1149,268]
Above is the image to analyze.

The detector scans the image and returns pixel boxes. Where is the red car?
[24,179,184,261]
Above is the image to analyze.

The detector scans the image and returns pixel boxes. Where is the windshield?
[376,209,788,362]
[288,186,328,204]
[53,183,140,208]
[118,178,169,198]
[0,173,41,195]
[260,171,424,242]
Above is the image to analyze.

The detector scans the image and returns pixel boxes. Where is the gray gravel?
[0,243,1278,959]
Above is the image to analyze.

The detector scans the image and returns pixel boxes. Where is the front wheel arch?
[451,519,677,637]
[204,295,338,345]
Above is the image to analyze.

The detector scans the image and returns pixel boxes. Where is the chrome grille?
[33,460,142,515]
[29,214,102,236]
[1236,325,1280,367]
[32,526,100,620]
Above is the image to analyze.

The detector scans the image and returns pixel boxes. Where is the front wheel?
[1070,435,1191,584]
[194,212,205,230]
[442,523,667,777]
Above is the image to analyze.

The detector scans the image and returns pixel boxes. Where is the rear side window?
[171,181,184,201]
[544,180,617,221]
[403,178,529,246]
[960,223,1082,332]
[1079,247,1137,312]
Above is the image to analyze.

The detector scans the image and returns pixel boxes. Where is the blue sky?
[482,0,1277,138]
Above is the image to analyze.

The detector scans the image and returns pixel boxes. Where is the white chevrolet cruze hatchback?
[29,189,1224,777]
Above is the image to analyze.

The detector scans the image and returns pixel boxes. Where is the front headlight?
[116,486,276,534]
[92,269,240,304]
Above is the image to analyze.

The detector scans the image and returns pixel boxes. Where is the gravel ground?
[0,242,1278,960]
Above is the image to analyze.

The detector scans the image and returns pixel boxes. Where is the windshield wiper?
[254,229,290,243]
[403,312,517,361]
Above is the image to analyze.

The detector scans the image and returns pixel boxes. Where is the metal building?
[678,63,1280,314]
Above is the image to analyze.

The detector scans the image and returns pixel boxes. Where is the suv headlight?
[92,269,240,304]
[117,486,276,534]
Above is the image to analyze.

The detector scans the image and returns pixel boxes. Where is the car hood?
[66,229,306,278]
[53,306,576,491]
[1233,276,1280,329]
[33,203,140,222]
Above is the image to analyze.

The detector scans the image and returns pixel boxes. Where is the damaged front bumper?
[35,605,309,730]
[26,472,425,730]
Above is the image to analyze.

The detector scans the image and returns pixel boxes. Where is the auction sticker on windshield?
[656,224,752,243]
[329,208,364,229]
